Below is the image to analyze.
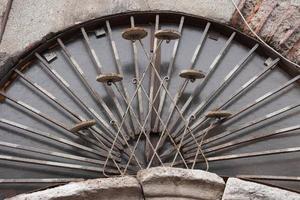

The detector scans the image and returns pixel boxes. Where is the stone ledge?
[137,167,225,200]
[4,168,300,200]
[6,176,143,200]
[222,178,300,200]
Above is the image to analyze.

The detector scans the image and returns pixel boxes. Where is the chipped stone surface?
[4,168,300,200]
[6,176,143,200]
[137,167,225,200]
[222,178,300,200]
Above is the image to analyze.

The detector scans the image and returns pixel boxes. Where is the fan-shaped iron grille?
[0,12,299,196]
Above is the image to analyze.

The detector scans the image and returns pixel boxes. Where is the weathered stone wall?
[0,0,299,65]
[6,167,300,200]
[231,0,300,64]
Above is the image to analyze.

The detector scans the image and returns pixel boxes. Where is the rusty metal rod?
[236,175,300,181]
[188,44,259,130]
[35,53,124,149]
[112,82,166,173]
[183,102,300,152]
[156,22,210,140]
[143,14,160,163]
[105,21,137,135]
[130,16,144,124]
[153,16,185,132]
[0,154,118,174]
[182,74,300,152]
[0,178,85,183]
[57,39,130,143]
[14,69,114,153]
[0,92,118,158]
[0,118,120,160]
[147,14,160,132]
[160,44,260,159]
[168,32,236,138]
[171,147,300,166]
[0,140,117,166]
[81,27,134,138]
[185,58,280,137]
[184,125,300,159]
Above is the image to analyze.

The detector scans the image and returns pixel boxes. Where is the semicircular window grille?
[0,12,299,196]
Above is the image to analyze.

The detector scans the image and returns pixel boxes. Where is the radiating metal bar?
[236,175,300,181]
[0,154,118,174]
[103,40,165,175]
[0,92,120,158]
[176,44,258,150]
[184,125,300,159]
[172,147,300,166]
[0,140,114,165]
[188,44,259,130]
[0,118,120,160]
[81,27,103,73]
[183,75,300,152]
[148,14,160,132]
[189,23,211,69]
[155,23,211,155]
[137,79,188,169]
[174,22,211,114]
[137,40,190,169]
[35,53,124,149]
[156,79,190,151]
[171,115,193,167]
[176,58,280,145]
[0,178,85,183]
[130,16,144,123]
[105,21,137,135]
[57,38,130,142]
[160,44,259,158]
[14,69,113,152]
[224,74,300,123]
[183,102,300,152]
[112,82,165,173]
[169,32,236,139]
[206,147,300,162]
[153,16,185,132]
[81,27,133,138]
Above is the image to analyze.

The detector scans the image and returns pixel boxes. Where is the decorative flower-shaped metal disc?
[179,69,205,80]
[155,29,181,40]
[122,27,148,41]
[96,73,123,83]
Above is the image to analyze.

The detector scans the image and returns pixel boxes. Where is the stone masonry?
[0,0,299,66]
[6,167,300,200]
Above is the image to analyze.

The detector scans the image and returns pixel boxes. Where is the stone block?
[137,167,225,200]
[6,176,143,200]
[222,178,300,200]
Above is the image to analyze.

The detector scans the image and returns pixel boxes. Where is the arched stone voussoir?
[137,167,225,200]
[6,176,143,200]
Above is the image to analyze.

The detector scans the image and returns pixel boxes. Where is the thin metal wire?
[102,40,164,176]
[153,16,185,132]
[138,40,198,169]
[112,81,166,173]
[106,20,137,135]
